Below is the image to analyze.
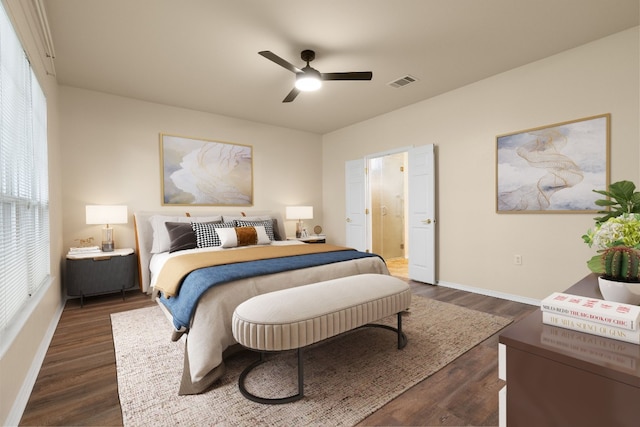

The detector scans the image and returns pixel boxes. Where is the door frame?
[365,146,414,253]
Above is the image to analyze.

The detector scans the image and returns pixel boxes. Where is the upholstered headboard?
[133,210,287,293]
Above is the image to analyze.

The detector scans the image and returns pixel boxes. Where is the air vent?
[388,75,418,89]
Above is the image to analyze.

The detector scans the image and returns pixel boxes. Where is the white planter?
[597,276,640,305]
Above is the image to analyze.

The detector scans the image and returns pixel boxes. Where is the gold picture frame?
[160,133,253,206]
[496,114,610,213]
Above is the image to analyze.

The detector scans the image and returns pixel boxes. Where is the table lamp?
[86,205,128,252]
[286,206,313,238]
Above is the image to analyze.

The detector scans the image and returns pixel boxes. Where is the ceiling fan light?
[295,75,322,91]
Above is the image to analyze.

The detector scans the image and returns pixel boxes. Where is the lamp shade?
[286,206,313,220]
[86,205,128,225]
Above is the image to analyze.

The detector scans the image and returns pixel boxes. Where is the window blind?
[0,3,50,334]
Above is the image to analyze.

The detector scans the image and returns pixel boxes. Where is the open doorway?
[368,152,408,278]
[346,144,434,283]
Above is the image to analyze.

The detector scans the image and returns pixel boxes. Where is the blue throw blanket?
[160,249,381,329]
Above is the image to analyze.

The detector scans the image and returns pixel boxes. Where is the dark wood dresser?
[499,274,640,426]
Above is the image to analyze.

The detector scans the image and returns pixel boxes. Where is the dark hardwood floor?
[19,278,536,426]
[19,291,155,426]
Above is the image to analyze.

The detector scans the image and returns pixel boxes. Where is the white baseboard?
[435,280,540,306]
[5,295,66,427]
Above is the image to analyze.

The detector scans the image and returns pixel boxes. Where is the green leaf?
[592,180,640,224]
[610,180,636,195]
[587,254,604,274]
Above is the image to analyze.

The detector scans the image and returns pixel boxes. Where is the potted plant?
[591,180,640,224]
[583,211,640,304]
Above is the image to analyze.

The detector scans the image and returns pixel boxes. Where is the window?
[0,3,50,334]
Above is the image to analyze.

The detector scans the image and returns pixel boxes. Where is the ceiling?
[44,0,639,134]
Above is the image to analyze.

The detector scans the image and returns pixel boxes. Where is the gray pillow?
[165,222,196,253]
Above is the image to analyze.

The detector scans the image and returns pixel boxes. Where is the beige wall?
[59,87,324,252]
[0,2,64,425]
[322,27,640,301]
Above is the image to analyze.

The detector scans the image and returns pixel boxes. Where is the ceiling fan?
[258,49,373,103]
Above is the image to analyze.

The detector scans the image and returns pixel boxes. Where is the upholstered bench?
[231,273,411,404]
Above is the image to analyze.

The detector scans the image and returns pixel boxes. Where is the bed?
[133,210,390,394]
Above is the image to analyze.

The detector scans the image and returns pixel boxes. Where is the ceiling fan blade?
[259,51,302,74]
[282,87,300,103]
[322,71,373,81]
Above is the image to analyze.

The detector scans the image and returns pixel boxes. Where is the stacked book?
[541,292,640,345]
[68,245,101,255]
[540,324,639,372]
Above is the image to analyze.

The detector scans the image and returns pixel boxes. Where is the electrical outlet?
[514,254,522,265]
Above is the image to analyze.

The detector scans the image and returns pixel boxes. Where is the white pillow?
[215,226,271,248]
[150,214,222,253]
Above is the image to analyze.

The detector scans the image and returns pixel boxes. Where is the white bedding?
[148,240,305,288]
[178,253,389,394]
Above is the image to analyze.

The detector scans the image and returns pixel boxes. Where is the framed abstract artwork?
[160,133,253,206]
[496,114,610,213]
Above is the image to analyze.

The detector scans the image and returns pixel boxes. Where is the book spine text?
[542,312,640,345]
[541,292,639,331]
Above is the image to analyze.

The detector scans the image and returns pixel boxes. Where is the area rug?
[111,296,511,426]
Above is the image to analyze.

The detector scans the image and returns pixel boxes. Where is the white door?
[345,158,367,251]
[408,144,436,283]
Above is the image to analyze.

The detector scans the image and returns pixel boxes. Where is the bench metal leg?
[362,311,408,349]
[237,310,408,404]
[238,348,305,404]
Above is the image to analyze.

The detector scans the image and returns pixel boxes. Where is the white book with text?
[542,311,640,345]
[541,292,640,331]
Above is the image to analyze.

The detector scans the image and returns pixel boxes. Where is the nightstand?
[66,248,137,306]
[287,235,326,244]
